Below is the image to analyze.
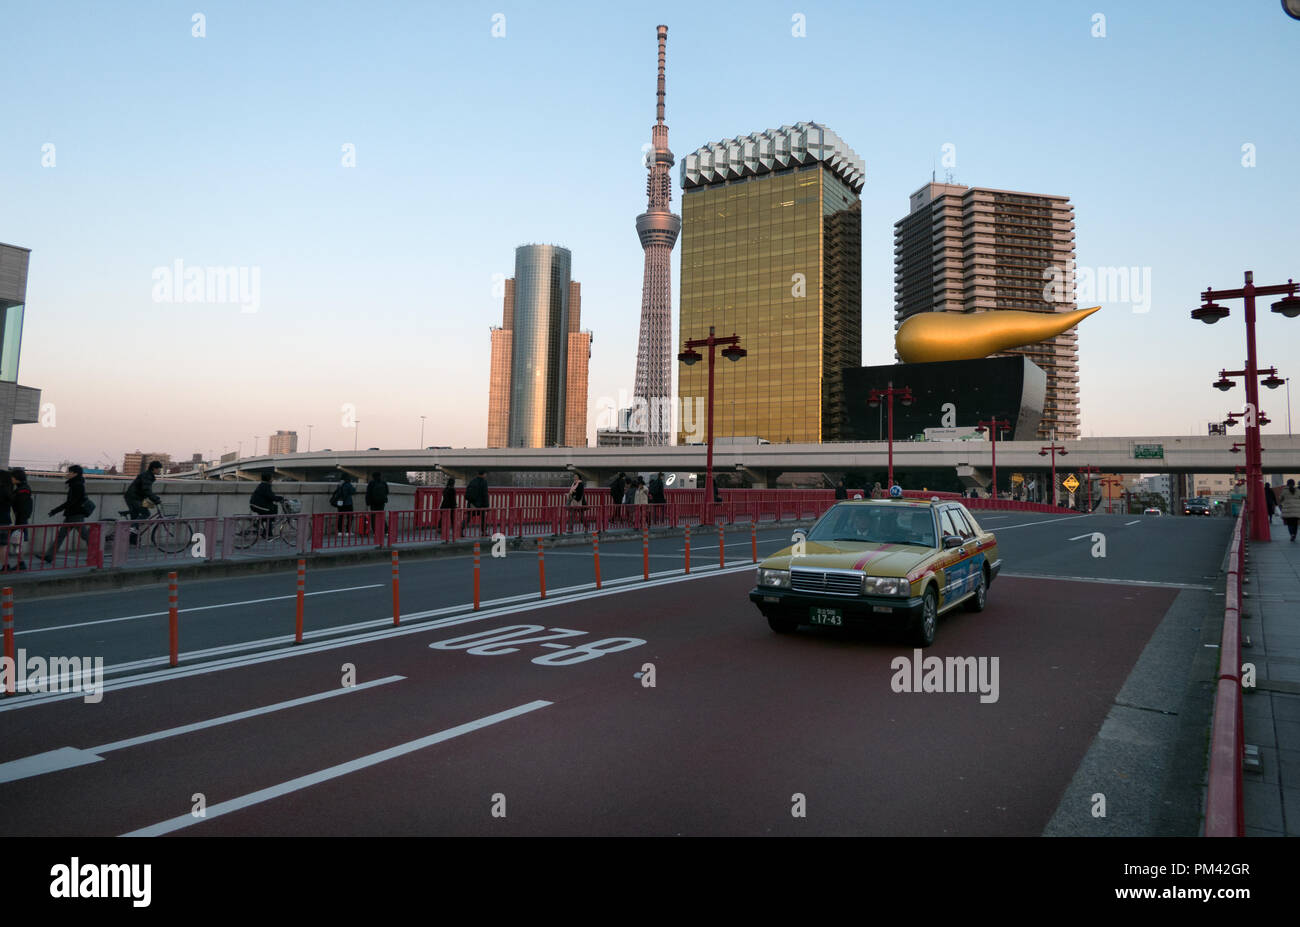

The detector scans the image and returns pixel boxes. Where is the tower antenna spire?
[633,25,681,446]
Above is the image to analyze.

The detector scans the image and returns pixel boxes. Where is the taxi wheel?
[964,568,988,613]
[767,614,798,634]
[913,587,938,647]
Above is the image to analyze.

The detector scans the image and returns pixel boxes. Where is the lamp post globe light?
[1190,272,1297,540]
[1038,441,1069,506]
[678,325,745,513]
[975,417,1012,500]
[867,381,913,489]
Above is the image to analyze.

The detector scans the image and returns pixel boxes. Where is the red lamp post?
[1077,465,1102,514]
[1100,476,1122,515]
[1192,272,1298,541]
[678,326,746,515]
[975,418,1012,500]
[1038,441,1069,506]
[867,381,913,489]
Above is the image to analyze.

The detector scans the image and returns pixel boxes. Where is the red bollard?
[684,524,691,575]
[295,559,305,643]
[642,527,650,580]
[751,523,758,563]
[473,542,481,610]
[2,587,13,695]
[391,550,400,626]
[168,571,179,667]
[718,523,725,569]
[592,533,602,589]
[538,540,547,599]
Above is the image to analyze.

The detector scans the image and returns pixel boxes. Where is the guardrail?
[1204,494,1249,837]
[8,494,1088,579]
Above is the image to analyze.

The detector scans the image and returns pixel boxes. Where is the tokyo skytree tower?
[633,24,681,445]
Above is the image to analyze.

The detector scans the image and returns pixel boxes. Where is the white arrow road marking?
[0,676,405,784]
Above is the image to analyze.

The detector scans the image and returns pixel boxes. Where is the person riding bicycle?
[123,460,164,546]
[250,472,286,538]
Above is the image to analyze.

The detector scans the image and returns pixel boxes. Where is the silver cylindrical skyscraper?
[508,244,572,448]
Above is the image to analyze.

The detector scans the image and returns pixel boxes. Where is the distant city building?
[220,451,238,464]
[633,25,681,446]
[267,430,298,455]
[486,245,592,448]
[894,182,1079,440]
[677,122,864,444]
[123,450,173,477]
[0,242,42,467]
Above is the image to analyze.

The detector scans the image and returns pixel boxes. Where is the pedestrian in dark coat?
[1265,483,1278,523]
[5,469,32,571]
[465,470,490,536]
[365,471,390,540]
[439,477,458,539]
[331,474,356,534]
[42,465,93,563]
[834,479,848,500]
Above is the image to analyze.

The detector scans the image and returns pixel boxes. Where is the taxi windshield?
[807,504,937,548]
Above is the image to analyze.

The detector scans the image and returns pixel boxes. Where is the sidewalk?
[1242,519,1300,836]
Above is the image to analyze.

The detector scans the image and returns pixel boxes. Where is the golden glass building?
[677,123,863,444]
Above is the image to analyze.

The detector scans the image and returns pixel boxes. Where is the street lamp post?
[1077,465,1102,514]
[420,416,426,448]
[1039,441,1069,506]
[254,435,260,456]
[354,423,360,452]
[975,417,1012,499]
[1191,271,1298,541]
[867,381,914,489]
[1100,477,1122,515]
[678,326,746,511]
[307,425,314,452]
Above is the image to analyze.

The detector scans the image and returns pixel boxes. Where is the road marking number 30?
[429,624,646,665]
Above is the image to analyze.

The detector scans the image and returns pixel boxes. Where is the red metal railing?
[5,492,1079,580]
[1,520,103,573]
[1205,494,1248,837]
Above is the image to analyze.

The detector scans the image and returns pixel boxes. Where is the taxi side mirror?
[943,535,964,549]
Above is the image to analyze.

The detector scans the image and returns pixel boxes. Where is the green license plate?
[810,607,842,626]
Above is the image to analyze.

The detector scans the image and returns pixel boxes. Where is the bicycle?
[231,498,301,550]
[105,502,195,555]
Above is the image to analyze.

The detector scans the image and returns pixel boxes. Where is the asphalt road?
[0,510,1232,835]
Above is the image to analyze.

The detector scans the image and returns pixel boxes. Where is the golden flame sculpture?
[895,306,1101,363]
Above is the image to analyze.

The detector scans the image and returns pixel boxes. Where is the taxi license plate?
[810,607,842,626]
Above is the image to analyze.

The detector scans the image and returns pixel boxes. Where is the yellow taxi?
[749,498,1001,646]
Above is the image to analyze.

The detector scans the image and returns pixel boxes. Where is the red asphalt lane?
[0,572,1175,836]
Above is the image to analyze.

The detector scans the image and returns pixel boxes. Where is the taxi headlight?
[757,568,791,589]
[863,575,910,596]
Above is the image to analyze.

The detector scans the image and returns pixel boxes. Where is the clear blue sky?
[3,0,1298,468]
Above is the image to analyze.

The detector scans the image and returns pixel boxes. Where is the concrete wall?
[27,478,419,524]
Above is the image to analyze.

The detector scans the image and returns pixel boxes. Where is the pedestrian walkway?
[1242,519,1300,836]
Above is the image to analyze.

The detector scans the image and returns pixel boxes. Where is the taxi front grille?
[790,569,862,596]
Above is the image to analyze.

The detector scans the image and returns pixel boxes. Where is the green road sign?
[1133,444,1164,459]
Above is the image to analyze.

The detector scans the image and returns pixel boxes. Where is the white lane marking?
[1067,533,1094,541]
[0,556,759,707]
[90,675,405,754]
[987,514,1092,530]
[0,560,761,712]
[0,677,406,784]
[1000,572,1212,590]
[121,700,553,836]
[1125,520,1141,526]
[16,584,385,637]
[0,747,103,783]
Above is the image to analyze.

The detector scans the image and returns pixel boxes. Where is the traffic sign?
[1062,474,1080,492]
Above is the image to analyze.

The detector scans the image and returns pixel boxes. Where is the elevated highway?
[182,434,1300,486]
